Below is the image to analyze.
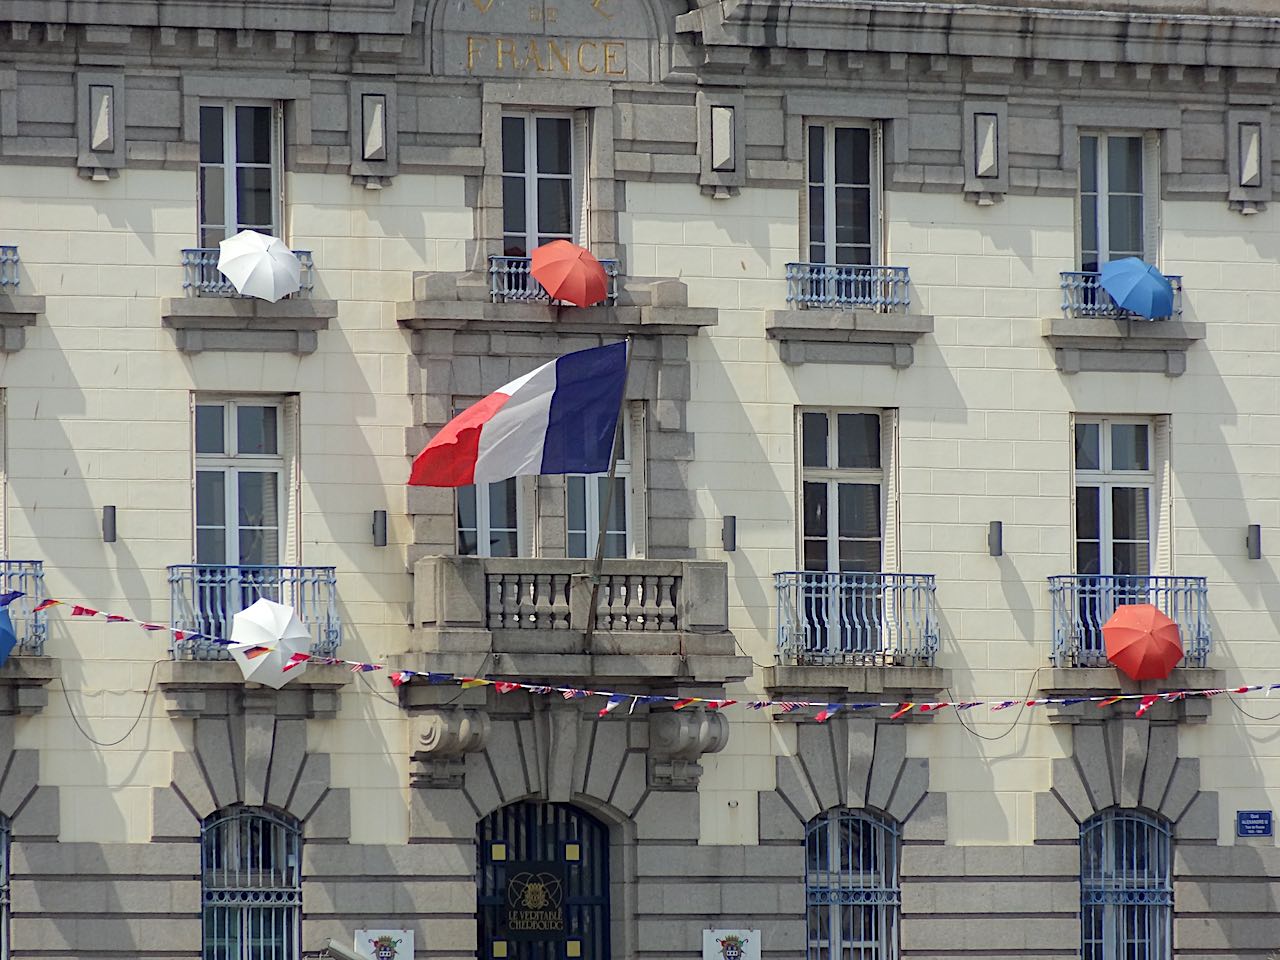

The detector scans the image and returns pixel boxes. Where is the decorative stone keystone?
[412,707,491,788]
[647,706,728,789]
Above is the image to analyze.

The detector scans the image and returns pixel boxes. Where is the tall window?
[801,410,883,574]
[566,409,636,559]
[1081,809,1172,960]
[1080,134,1145,271]
[458,479,521,558]
[805,808,900,960]
[202,806,301,960]
[1074,418,1153,577]
[806,124,877,266]
[195,400,286,567]
[199,103,280,247]
[502,114,575,257]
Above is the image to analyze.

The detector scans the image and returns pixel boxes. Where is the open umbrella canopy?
[217,230,302,303]
[1102,603,1184,681]
[530,240,609,307]
[1098,257,1175,320]
[228,597,311,689]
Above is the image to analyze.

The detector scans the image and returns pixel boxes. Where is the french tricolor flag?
[409,341,628,487]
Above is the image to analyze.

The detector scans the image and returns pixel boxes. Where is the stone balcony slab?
[156,660,352,719]
[0,656,60,715]
[161,297,338,355]
[763,663,949,703]
[1042,315,1205,377]
[766,308,934,368]
[0,295,44,352]
[1038,666,1225,724]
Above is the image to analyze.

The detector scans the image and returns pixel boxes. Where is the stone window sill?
[0,294,44,352]
[161,297,338,355]
[156,659,351,719]
[1042,315,1205,377]
[765,308,934,368]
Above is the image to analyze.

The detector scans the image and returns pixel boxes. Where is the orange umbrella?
[530,240,609,307]
[1102,603,1184,681]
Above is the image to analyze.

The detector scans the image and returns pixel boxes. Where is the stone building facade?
[0,0,1276,957]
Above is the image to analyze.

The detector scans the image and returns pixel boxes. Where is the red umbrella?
[1102,603,1184,681]
[530,240,609,307]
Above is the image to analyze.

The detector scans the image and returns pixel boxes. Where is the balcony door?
[502,114,582,257]
[806,123,878,268]
[198,101,282,248]
[1073,418,1154,579]
[1079,133,1154,272]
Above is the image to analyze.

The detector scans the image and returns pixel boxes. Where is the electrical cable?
[946,666,1044,743]
[58,658,163,747]
[1225,690,1280,722]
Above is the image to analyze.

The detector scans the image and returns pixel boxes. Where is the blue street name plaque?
[1236,810,1273,838]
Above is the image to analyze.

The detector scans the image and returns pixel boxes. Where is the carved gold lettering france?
[464,35,626,77]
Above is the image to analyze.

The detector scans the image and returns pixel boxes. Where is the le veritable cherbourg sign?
[439,0,657,81]
[502,861,568,942]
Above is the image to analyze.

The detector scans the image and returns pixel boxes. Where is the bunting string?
[19,591,1280,721]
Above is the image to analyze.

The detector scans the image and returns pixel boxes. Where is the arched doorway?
[477,801,611,959]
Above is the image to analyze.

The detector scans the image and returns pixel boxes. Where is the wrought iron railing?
[181,248,314,299]
[168,564,341,661]
[775,572,937,665]
[488,255,619,304]
[785,263,911,312]
[0,247,18,293]
[1048,574,1210,668]
[0,560,48,655]
[1060,271,1183,320]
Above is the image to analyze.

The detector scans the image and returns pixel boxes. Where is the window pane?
[837,413,880,469]
[838,483,880,538]
[1111,423,1149,471]
[235,167,274,232]
[235,105,273,165]
[488,531,518,557]
[597,476,626,536]
[1111,487,1151,541]
[808,125,824,182]
[196,471,226,525]
[196,405,225,455]
[199,168,225,232]
[239,527,279,566]
[1113,541,1150,576]
[1076,486,1100,540]
[1108,136,1143,193]
[458,528,479,555]
[568,532,588,558]
[503,176,526,236]
[1075,422,1101,471]
[536,117,572,175]
[838,539,880,573]
[566,476,586,533]
[199,106,224,164]
[457,485,477,535]
[803,482,828,538]
[1081,197,1098,264]
[834,188,871,246]
[237,406,278,455]
[238,472,279,528]
[536,178,572,235]
[489,479,518,531]
[802,412,828,468]
[1076,540,1101,576]
[1108,195,1143,258]
[802,539,827,572]
[196,527,226,565]
[501,116,525,173]
[1080,136,1098,192]
[834,127,869,185]
[808,186,825,249]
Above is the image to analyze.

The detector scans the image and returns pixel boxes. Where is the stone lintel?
[766,308,933,368]
[763,663,948,701]
[0,656,60,715]
[1042,315,1205,377]
[160,297,337,355]
[156,660,351,719]
[1039,667,1224,724]
[0,295,43,352]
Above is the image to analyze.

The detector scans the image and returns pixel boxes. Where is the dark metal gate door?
[477,801,611,960]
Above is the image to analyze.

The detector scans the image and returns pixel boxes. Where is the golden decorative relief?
[466,36,627,76]
[471,0,495,12]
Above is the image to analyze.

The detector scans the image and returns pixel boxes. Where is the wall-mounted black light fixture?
[988,521,1003,557]
[372,510,388,548]
[102,505,117,543]
[1247,523,1262,560]
[721,515,737,552]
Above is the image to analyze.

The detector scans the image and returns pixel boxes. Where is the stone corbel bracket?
[0,657,60,715]
[161,297,338,355]
[0,294,44,352]
[412,707,491,788]
[765,309,934,369]
[647,705,729,789]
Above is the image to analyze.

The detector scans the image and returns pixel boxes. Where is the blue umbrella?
[1099,257,1175,320]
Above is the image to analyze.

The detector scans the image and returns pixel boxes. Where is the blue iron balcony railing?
[775,571,938,666]
[785,263,911,313]
[168,564,341,661]
[1048,574,1210,668]
[1060,271,1183,320]
[488,255,619,305]
[181,248,315,299]
[0,560,48,655]
[0,247,19,293]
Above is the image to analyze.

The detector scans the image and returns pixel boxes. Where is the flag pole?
[583,337,633,650]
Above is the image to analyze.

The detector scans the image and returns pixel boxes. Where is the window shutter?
[188,393,197,562]
[628,402,648,559]
[274,101,287,241]
[1068,413,1078,573]
[573,110,591,245]
[281,395,301,566]
[880,408,899,574]
[1143,132,1161,264]
[1153,415,1173,575]
[0,390,7,558]
[873,121,886,266]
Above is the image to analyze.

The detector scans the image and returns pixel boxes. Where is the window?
[566,405,642,559]
[199,102,281,247]
[805,808,900,960]
[800,410,884,574]
[1074,418,1155,577]
[458,479,522,558]
[195,398,296,567]
[202,806,301,960]
[806,123,878,266]
[502,114,576,257]
[1081,809,1171,960]
[1080,134,1149,271]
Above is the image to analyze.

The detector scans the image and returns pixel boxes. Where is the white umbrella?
[228,597,310,689]
[216,230,302,302]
